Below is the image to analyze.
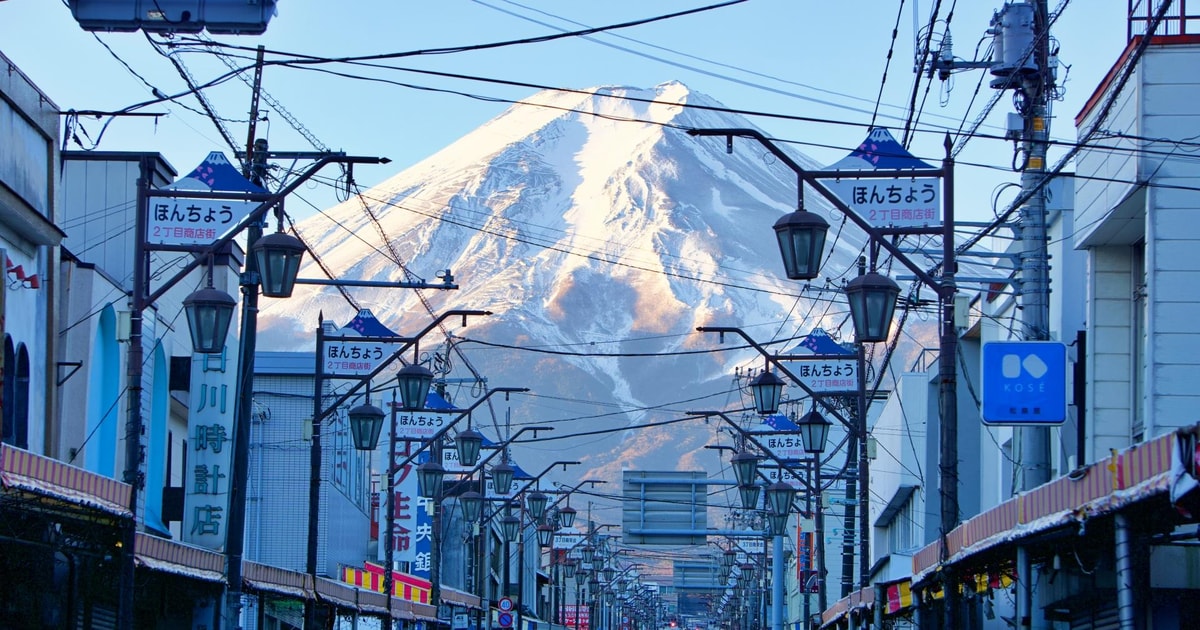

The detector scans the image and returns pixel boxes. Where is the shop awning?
[0,443,131,517]
[910,428,1194,584]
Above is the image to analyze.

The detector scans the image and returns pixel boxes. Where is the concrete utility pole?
[1017,0,1054,491]
[930,2,1056,627]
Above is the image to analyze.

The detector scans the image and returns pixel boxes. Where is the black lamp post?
[748,370,785,416]
[766,513,789,538]
[456,428,484,467]
[251,229,306,298]
[691,125,960,625]
[461,490,484,523]
[347,402,386,451]
[417,457,447,499]
[558,505,577,529]
[527,490,549,521]
[501,510,522,543]
[182,284,237,354]
[537,524,555,548]
[492,461,516,495]
[772,205,829,281]
[796,410,833,456]
[396,362,434,411]
[730,449,761,487]
[843,271,901,343]
[765,481,797,517]
[737,484,761,511]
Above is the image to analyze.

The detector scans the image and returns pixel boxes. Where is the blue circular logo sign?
[498,612,514,628]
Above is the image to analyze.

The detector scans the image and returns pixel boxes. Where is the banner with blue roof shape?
[323,309,401,377]
[784,328,859,395]
[149,151,267,247]
[822,128,942,229]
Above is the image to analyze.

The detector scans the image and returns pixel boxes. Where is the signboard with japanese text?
[323,337,393,377]
[380,444,432,571]
[151,152,265,246]
[763,465,805,489]
[561,604,589,630]
[788,328,857,393]
[733,537,765,556]
[553,533,585,551]
[822,128,941,229]
[792,359,858,394]
[183,348,238,550]
[394,410,453,441]
[759,433,808,463]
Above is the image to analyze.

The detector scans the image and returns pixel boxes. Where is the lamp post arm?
[443,425,557,496]
[315,309,493,424]
[686,127,949,294]
[545,479,607,514]
[689,411,816,497]
[695,325,855,431]
[388,387,530,480]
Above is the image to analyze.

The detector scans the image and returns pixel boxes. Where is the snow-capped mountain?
[257,82,871,491]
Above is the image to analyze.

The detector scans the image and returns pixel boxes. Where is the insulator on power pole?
[989,2,1039,86]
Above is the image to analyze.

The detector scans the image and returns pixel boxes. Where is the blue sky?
[2,0,1131,222]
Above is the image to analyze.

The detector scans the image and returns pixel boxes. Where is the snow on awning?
[0,443,131,517]
[134,533,225,582]
[910,427,1197,584]
[244,561,314,600]
[136,555,225,583]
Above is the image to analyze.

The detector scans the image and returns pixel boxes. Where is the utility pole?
[929,2,1056,627]
[225,45,266,630]
[1017,0,1054,489]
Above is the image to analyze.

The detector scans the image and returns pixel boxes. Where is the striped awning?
[0,443,131,517]
[911,428,1194,583]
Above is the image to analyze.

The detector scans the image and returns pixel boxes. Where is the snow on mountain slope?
[257,82,872,489]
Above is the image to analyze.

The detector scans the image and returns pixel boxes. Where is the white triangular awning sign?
[821,128,942,229]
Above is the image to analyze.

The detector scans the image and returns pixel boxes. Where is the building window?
[1,336,30,449]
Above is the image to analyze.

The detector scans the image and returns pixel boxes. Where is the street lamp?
[748,370,785,416]
[796,410,833,455]
[843,270,901,343]
[397,362,434,411]
[773,203,830,281]
[417,457,447,498]
[558,505,577,528]
[492,460,516,495]
[457,428,485,468]
[116,148,387,630]
[527,490,549,521]
[304,310,488,628]
[690,126,960,623]
[501,510,522,542]
[251,228,306,298]
[347,401,386,451]
[182,281,237,354]
[765,481,797,517]
[737,484,761,511]
[730,449,760,487]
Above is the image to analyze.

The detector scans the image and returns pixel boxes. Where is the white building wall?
[1139,45,1200,436]
[1087,246,1135,459]
[0,50,60,455]
[1076,40,1200,459]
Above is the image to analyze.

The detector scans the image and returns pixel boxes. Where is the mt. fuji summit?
[258,83,870,483]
